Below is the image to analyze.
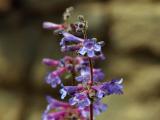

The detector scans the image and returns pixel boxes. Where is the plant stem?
[89,58,93,86]
[71,65,76,86]
[83,20,93,120]
[90,103,93,120]
[89,58,94,120]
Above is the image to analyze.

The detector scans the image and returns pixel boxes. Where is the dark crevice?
[137,80,160,104]
[129,47,160,64]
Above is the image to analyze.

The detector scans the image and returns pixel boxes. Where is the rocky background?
[0,0,160,120]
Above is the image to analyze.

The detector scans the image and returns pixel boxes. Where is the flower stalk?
[42,6,124,120]
[89,57,94,120]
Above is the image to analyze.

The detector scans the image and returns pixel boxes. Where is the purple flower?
[42,96,69,120]
[43,22,64,30]
[61,44,81,52]
[60,85,84,99]
[43,111,66,120]
[102,79,123,95]
[69,92,91,109]
[78,100,108,117]
[45,68,66,88]
[74,57,89,72]
[93,78,123,99]
[75,68,90,82]
[42,58,59,66]
[93,100,108,115]
[93,69,105,82]
[60,32,83,46]
[75,68,104,83]
[46,96,70,110]
[45,73,61,88]
[42,96,88,120]
[78,38,103,57]
[60,87,67,99]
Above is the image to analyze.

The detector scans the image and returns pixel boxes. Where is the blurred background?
[0,0,160,120]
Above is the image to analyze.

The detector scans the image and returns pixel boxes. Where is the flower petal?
[43,22,63,30]
[60,88,67,99]
[87,50,95,57]
[94,44,101,52]
[78,47,87,55]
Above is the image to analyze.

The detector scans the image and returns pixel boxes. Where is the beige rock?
[0,46,22,85]
[112,0,156,3]
[128,65,160,100]
[25,96,44,120]
[109,3,160,56]
[0,90,23,120]
[31,60,47,88]
[107,56,144,77]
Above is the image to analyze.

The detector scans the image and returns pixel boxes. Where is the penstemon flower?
[42,7,124,120]
[43,96,88,120]
[43,22,65,31]
[75,67,104,83]
[78,38,102,57]
[92,79,123,99]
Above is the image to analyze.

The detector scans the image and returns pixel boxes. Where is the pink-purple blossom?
[43,22,65,30]
[43,96,87,120]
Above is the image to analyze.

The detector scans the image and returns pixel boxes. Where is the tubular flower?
[45,68,66,88]
[78,38,103,57]
[93,100,108,116]
[69,92,91,109]
[92,79,123,99]
[60,85,84,99]
[75,67,104,83]
[43,56,73,88]
[60,32,104,58]
[60,32,83,46]
[43,22,65,31]
[42,96,88,120]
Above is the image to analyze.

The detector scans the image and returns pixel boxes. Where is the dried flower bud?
[63,6,74,21]
[78,15,85,22]
[98,41,105,46]
[66,6,74,13]
[63,12,71,21]
[75,22,85,33]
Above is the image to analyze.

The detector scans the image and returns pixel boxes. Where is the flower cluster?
[43,96,87,120]
[42,7,123,120]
